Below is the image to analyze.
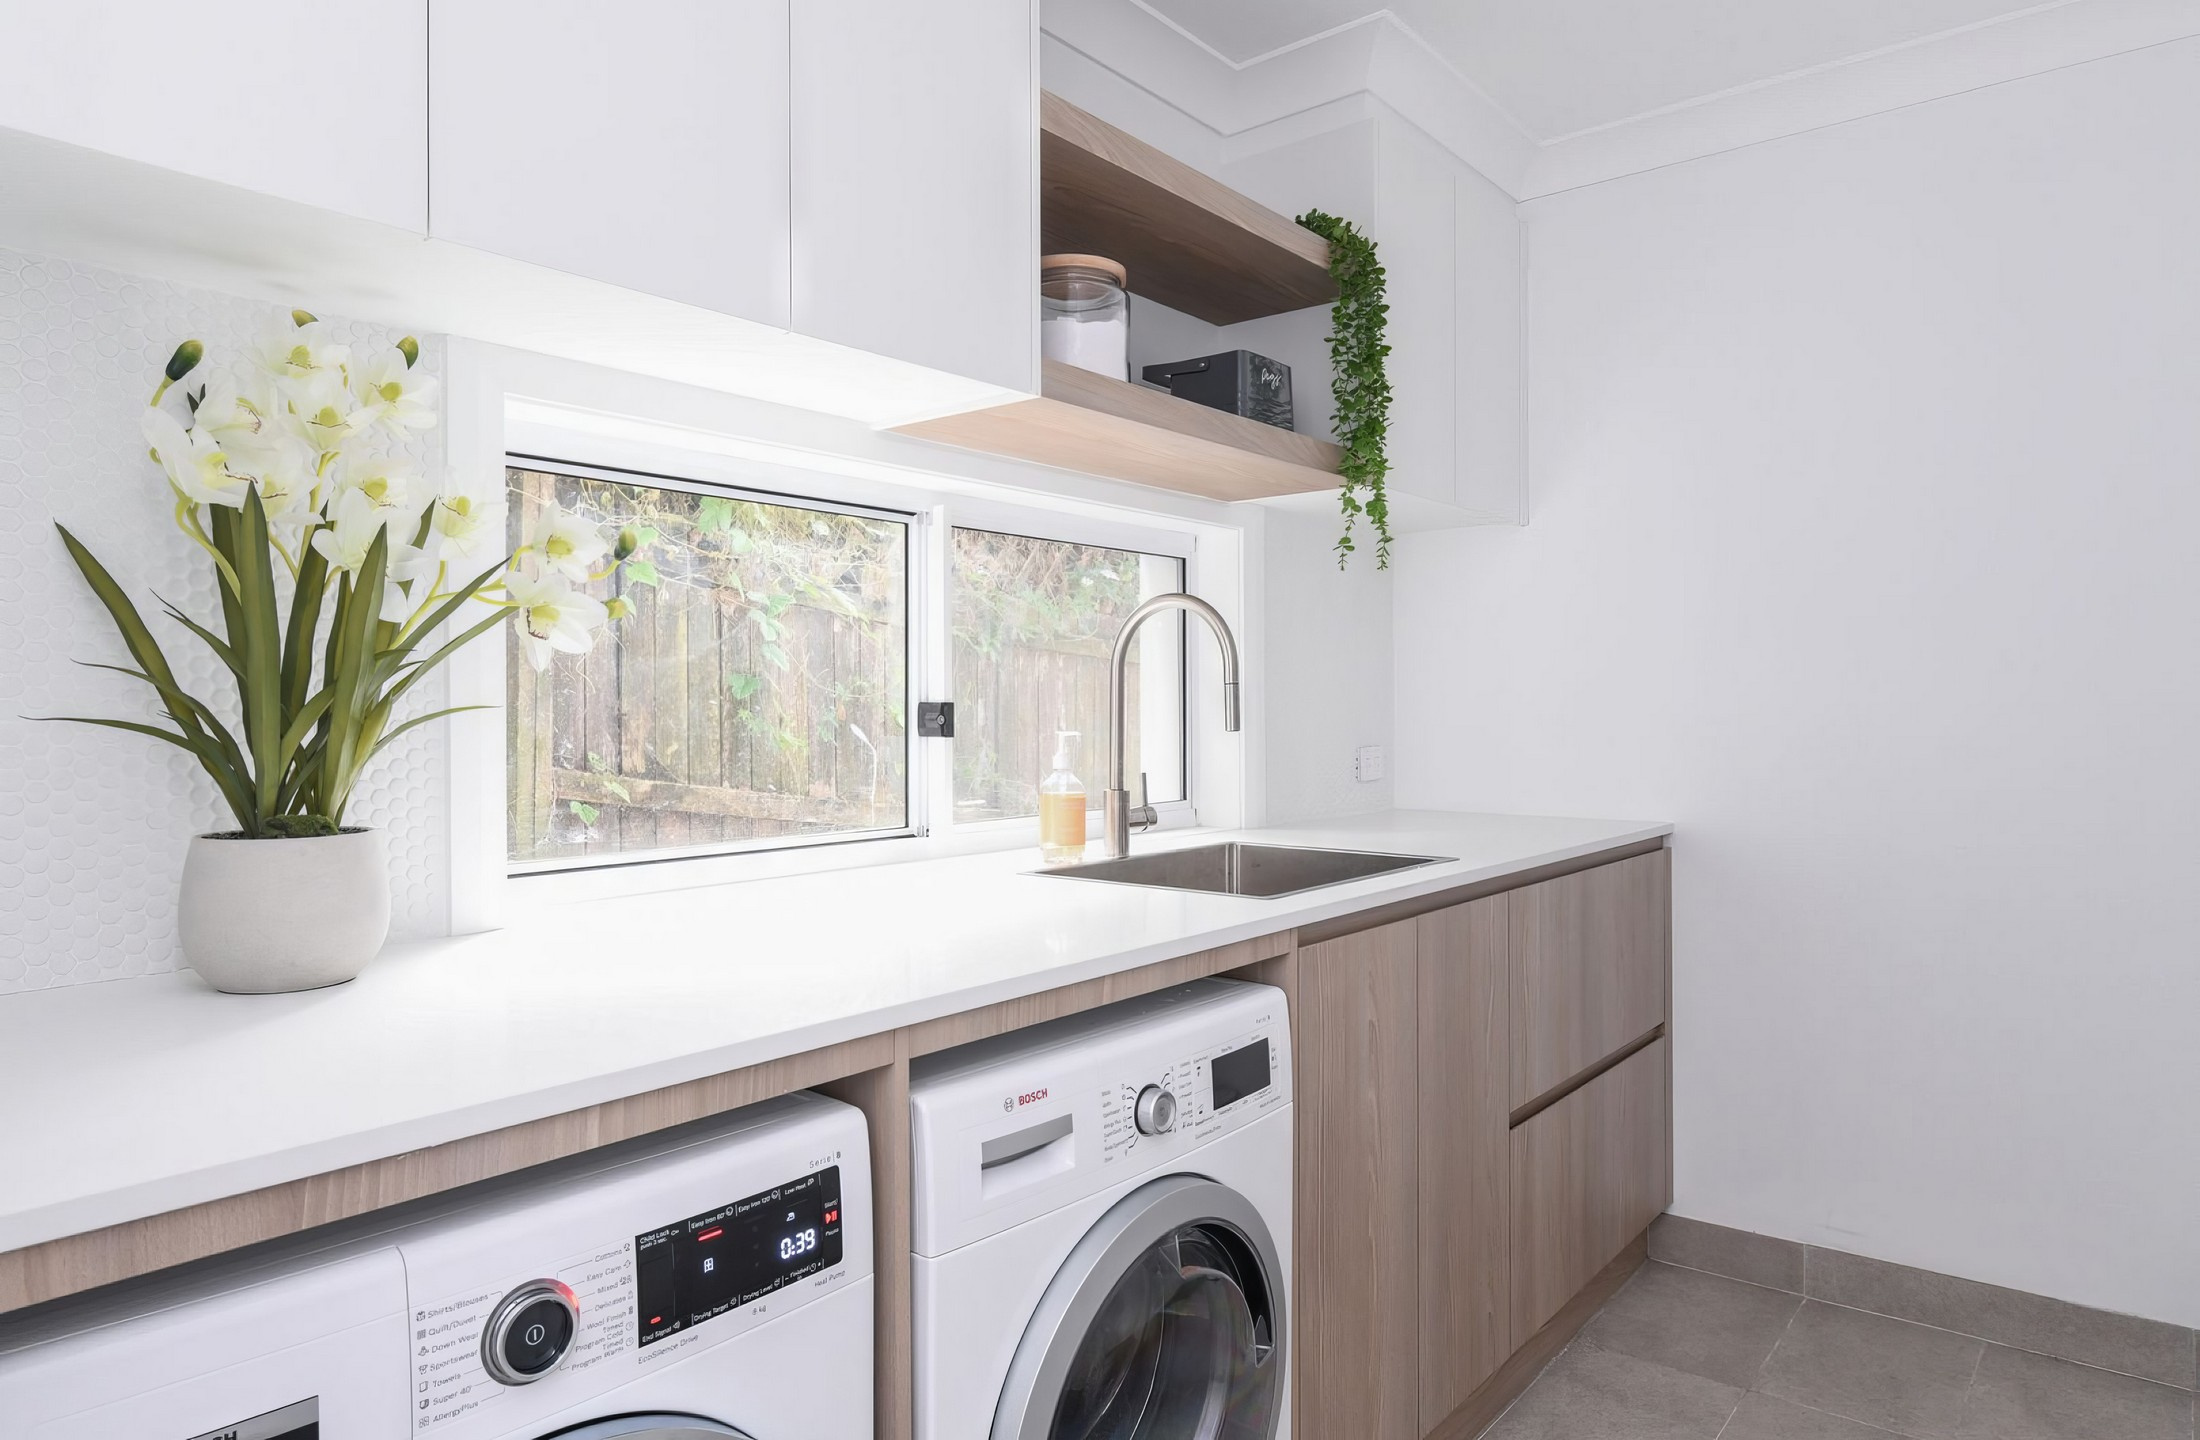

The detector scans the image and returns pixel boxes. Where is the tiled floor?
[1483,1262,2198,1439]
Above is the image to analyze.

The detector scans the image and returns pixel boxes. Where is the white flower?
[190,373,283,448]
[254,316,350,389]
[222,434,319,528]
[503,569,608,671]
[428,471,509,563]
[338,453,425,520]
[349,347,439,436]
[284,367,366,456]
[524,501,610,583]
[141,406,249,508]
[311,488,423,601]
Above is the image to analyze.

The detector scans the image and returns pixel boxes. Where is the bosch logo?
[1017,1088,1050,1107]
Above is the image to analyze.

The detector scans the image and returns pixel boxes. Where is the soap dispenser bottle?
[1039,730,1087,866]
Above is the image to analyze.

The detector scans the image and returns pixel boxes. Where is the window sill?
[490,805,1204,919]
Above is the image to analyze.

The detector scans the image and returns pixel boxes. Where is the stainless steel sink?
[1034,842,1450,898]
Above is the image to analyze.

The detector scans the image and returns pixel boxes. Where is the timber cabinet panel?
[1296,918,1422,1440]
[1508,1037,1672,1340]
[1510,849,1670,1107]
[1415,895,1514,1430]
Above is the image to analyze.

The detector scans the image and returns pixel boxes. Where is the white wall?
[1396,39,2200,1326]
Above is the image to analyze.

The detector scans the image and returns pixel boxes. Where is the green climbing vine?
[1298,209,1394,568]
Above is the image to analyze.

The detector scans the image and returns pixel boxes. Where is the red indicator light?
[695,1227,724,1243]
[649,1316,663,1325]
[824,1209,839,1223]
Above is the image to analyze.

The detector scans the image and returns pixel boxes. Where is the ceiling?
[1139,0,2050,139]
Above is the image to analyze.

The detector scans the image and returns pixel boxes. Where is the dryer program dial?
[480,1279,580,1385]
[1134,1083,1177,1136]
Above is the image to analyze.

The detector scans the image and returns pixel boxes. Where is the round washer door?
[992,1174,1287,1440]
[541,1417,753,1440]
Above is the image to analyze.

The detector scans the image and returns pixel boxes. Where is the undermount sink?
[1034,842,1451,898]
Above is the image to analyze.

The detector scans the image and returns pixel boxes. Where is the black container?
[1141,350,1294,431]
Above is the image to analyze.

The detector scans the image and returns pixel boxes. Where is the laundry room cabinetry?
[429,0,793,325]
[1295,919,1423,1440]
[1291,844,1671,1440]
[0,0,427,229]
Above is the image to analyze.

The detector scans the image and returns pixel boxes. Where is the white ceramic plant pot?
[178,829,392,993]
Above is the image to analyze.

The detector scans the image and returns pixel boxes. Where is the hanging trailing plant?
[1298,209,1393,568]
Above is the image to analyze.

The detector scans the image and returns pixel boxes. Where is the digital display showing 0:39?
[633,1166,843,1347]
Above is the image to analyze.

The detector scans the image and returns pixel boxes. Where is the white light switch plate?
[1354,745,1386,784]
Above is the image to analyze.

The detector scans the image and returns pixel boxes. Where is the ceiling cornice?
[1042,0,2200,201]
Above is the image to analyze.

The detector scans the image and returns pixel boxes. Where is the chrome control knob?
[1135,1084,1177,1136]
[481,1279,579,1385]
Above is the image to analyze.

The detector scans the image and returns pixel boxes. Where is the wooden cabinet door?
[0,1,426,229]
[790,0,1037,393]
[429,0,792,326]
[1416,896,1512,1431]
[1296,918,1420,1440]
[1509,1037,1671,1339]
[1510,849,1670,1107]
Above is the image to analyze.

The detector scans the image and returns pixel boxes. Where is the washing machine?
[911,978,1292,1440]
[0,1090,873,1440]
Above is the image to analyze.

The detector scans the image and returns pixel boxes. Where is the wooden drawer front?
[1416,896,1512,1431]
[1510,849,1669,1107]
[1508,1038,1671,1339]
[1296,919,1422,1440]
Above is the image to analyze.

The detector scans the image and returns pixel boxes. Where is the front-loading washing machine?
[0,1090,873,1440]
[911,978,1292,1440]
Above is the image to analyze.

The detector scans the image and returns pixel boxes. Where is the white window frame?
[439,342,1241,927]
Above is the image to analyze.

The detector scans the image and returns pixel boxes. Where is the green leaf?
[365,703,495,760]
[697,496,735,533]
[725,671,762,701]
[281,535,328,727]
[232,487,285,816]
[1298,209,1394,568]
[569,800,600,826]
[622,558,661,588]
[52,523,258,830]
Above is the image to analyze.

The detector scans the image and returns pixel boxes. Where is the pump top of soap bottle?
[1047,731,1078,775]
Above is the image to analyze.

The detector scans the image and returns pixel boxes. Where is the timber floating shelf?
[896,360,1341,503]
[1040,92,1337,326]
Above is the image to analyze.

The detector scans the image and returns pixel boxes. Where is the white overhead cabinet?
[0,0,428,231]
[791,1,1039,394]
[1455,169,1526,522]
[1371,112,1527,523]
[427,0,792,327]
[1377,117,1461,509]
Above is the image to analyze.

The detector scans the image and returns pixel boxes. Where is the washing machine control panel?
[400,1099,869,1440]
[1098,1019,1285,1165]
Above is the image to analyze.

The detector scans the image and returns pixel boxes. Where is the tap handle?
[1133,772,1158,831]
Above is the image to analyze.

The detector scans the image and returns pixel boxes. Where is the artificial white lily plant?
[45,310,643,838]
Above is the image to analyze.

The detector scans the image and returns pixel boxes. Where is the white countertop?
[0,810,1668,1255]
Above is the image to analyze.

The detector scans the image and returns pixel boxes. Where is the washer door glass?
[540,1417,753,1440]
[1054,1223,1277,1440]
[994,1175,1286,1440]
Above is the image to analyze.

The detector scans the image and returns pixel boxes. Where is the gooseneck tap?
[1105,592,1241,859]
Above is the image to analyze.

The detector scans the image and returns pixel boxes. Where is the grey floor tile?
[1952,1344,2194,1440]
[1806,1247,2196,1390]
[1581,1261,1803,1387]
[1757,1301,1984,1438]
[1484,1342,1742,1440]
[1652,1214,1808,1293]
[1719,1393,1909,1439]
